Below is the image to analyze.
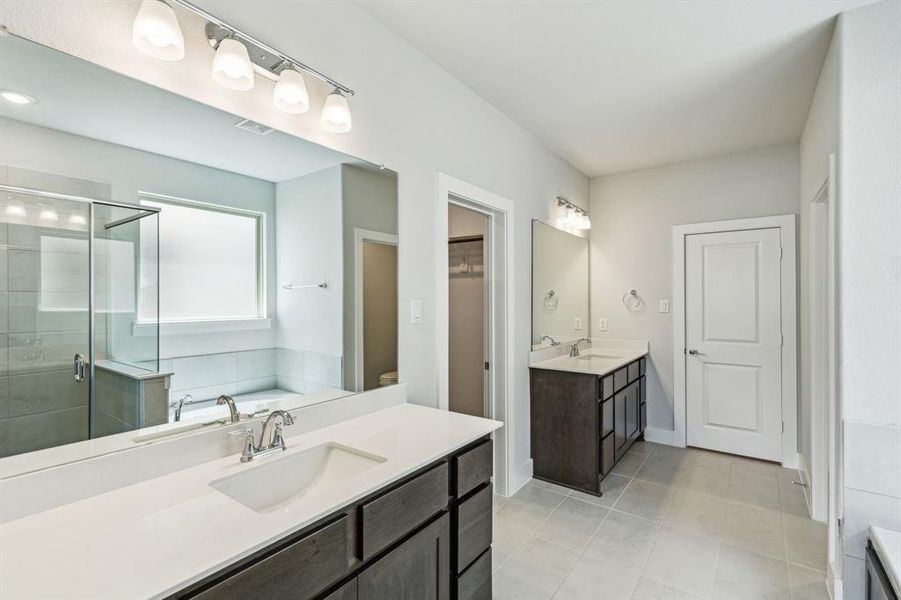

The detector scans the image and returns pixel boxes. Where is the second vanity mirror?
[531,220,589,350]
[0,33,398,463]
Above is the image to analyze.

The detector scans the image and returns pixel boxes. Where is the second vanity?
[530,343,648,496]
[0,397,501,600]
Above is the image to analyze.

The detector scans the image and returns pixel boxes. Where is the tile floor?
[492,441,828,600]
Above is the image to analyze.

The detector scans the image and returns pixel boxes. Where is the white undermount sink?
[576,353,622,361]
[210,443,387,513]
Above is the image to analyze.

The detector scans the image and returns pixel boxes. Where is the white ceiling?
[0,33,362,183]
[358,0,873,177]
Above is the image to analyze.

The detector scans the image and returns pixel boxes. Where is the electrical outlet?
[410,299,422,324]
[658,299,670,313]
[574,317,583,330]
[598,318,608,332]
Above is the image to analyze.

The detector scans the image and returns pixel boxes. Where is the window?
[139,194,263,322]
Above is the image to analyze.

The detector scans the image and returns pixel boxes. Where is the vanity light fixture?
[556,197,591,230]
[4,202,26,217]
[321,88,352,133]
[39,207,59,222]
[131,0,355,132]
[69,214,87,226]
[0,89,36,105]
[273,67,310,114]
[132,0,185,61]
[212,37,255,91]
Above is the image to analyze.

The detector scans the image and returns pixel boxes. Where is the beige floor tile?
[731,456,782,481]
[664,489,727,539]
[493,514,534,566]
[613,449,649,477]
[494,536,580,600]
[616,479,676,522]
[783,514,827,570]
[787,563,829,600]
[728,470,781,511]
[712,544,790,599]
[528,478,576,497]
[567,473,631,508]
[720,503,785,559]
[648,445,695,468]
[494,493,510,513]
[677,464,730,498]
[686,448,734,469]
[635,457,692,487]
[630,440,658,456]
[642,526,720,598]
[631,577,705,599]
[553,554,641,600]
[584,510,660,568]
[777,479,810,518]
[535,497,609,551]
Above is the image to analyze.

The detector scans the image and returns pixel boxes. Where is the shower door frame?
[0,184,160,438]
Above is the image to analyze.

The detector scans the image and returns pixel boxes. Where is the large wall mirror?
[0,33,398,461]
[531,221,589,349]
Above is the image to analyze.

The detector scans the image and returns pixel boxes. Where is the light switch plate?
[599,318,608,332]
[574,317,583,330]
[410,299,422,324]
[658,299,671,313]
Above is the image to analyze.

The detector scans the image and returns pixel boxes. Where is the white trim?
[511,459,534,495]
[643,426,677,446]
[133,317,272,336]
[436,173,515,497]
[353,228,399,392]
[672,214,798,467]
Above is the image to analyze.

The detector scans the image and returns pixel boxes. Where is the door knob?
[687,349,705,356]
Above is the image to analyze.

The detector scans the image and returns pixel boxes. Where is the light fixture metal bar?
[169,0,355,96]
[556,196,589,215]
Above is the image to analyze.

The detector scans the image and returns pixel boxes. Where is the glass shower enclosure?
[1,184,159,457]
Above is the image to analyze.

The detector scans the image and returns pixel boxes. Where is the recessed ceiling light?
[0,90,36,105]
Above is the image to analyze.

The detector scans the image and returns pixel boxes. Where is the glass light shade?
[273,69,310,114]
[39,208,59,222]
[580,213,592,230]
[132,0,185,61]
[321,89,352,133]
[5,203,26,217]
[212,38,254,91]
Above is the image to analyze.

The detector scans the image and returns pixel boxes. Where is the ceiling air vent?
[234,118,274,136]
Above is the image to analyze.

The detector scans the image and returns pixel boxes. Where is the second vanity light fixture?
[556,197,591,230]
[132,0,354,132]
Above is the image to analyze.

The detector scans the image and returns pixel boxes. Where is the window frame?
[137,191,267,324]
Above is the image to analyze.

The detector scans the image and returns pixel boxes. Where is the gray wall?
[589,143,800,433]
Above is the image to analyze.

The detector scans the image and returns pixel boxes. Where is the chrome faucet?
[216,394,241,423]
[540,335,561,347]
[569,338,591,358]
[174,394,193,422]
[229,410,296,463]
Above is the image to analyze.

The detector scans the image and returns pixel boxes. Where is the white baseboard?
[782,451,799,470]
[827,562,842,600]
[644,426,681,446]
[508,458,533,496]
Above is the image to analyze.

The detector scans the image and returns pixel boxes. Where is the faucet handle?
[228,428,257,462]
[281,412,296,426]
[228,427,253,437]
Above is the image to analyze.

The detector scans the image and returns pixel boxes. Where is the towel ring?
[544,290,559,311]
[622,289,644,313]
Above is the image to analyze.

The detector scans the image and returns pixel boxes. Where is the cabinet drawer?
[627,361,640,383]
[457,484,493,572]
[360,463,449,560]
[613,367,628,392]
[457,549,491,600]
[601,434,615,476]
[600,399,613,437]
[601,374,615,400]
[639,357,646,376]
[455,439,493,498]
[191,515,351,600]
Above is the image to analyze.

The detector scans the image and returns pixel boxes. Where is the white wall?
[832,1,901,595]
[1,0,591,477]
[589,143,800,433]
[0,117,278,360]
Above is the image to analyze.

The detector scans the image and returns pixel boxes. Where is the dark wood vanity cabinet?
[531,356,647,495]
[172,438,493,600]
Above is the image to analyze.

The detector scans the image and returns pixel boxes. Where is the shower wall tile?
[7,250,38,292]
[170,353,238,391]
[7,331,89,374]
[0,334,7,376]
[142,378,170,427]
[0,376,8,419]
[0,292,7,334]
[94,369,140,426]
[276,348,305,383]
[236,376,278,395]
[170,382,238,404]
[7,292,35,333]
[93,410,132,438]
[237,348,277,381]
[304,352,342,387]
[0,248,8,292]
[8,369,87,417]
[0,406,88,457]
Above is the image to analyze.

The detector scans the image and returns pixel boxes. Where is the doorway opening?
[437,173,516,496]
[448,205,490,418]
[354,229,399,392]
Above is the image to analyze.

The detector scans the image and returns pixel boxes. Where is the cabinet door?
[358,513,450,600]
[322,579,357,600]
[626,382,640,442]
[614,389,627,458]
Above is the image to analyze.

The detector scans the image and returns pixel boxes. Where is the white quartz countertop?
[871,526,901,597]
[529,347,647,377]
[0,404,501,599]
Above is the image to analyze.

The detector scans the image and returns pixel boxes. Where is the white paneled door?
[685,228,783,461]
